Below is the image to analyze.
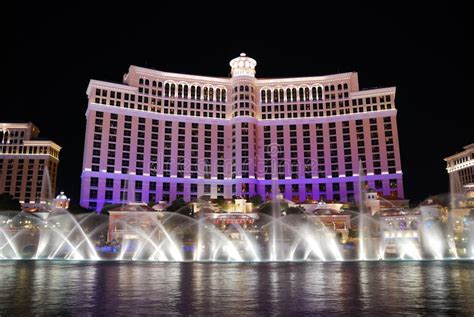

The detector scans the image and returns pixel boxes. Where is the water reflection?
[0,261,473,315]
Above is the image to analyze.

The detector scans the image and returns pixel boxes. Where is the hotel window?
[346,182,354,191]
[90,177,99,187]
[389,179,397,188]
[89,189,98,199]
[135,181,142,190]
[105,178,114,188]
[134,192,142,202]
[105,190,113,200]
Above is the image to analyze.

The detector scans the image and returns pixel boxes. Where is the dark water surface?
[0,260,473,316]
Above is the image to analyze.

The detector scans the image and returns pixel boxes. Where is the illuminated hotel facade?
[80,53,404,211]
[444,144,474,193]
[0,123,61,207]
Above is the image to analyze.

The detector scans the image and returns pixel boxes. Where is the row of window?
[90,112,397,177]
[0,130,26,144]
[260,83,349,104]
[0,158,55,200]
[261,103,392,119]
[94,85,394,121]
[87,178,400,206]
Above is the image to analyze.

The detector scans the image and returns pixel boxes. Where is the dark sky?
[9,3,473,204]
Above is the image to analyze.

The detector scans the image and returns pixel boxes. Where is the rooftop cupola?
[229,53,257,78]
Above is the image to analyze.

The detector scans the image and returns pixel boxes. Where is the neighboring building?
[379,209,421,232]
[53,191,70,209]
[107,202,162,242]
[305,200,351,240]
[81,53,404,211]
[364,189,409,215]
[151,200,169,211]
[444,144,474,194]
[299,200,344,214]
[378,209,422,256]
[418,199,445,220]
[450,184,474,256]
[0,123,61,208]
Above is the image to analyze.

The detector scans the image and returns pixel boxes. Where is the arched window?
[152,81,157,87]
[343,83,348,90]
[164,83,170,97]
[158,82,163,88]
[286,88,291,101]
[203,87,208,100]
[245,86,250,92]
[209,88,214,101]
[239,85,244,92]
[304,87,310,101]
[330,85,335,91]
[222,89,226,102]
[273,90,279,103]
[178,84,183,97]
[261,90,266,103]
[170,84,176,97]
[196,86,201,99]
[139,78,144,85]
[312,87,317,101]
[337,84,342,90]
[191,86,196,99]
[279,89,284,102]
[324,86,329,92]
[145,79,150,86]
[216,89,221,101]
[266,90,271,103]
[292,88,297,102]
[318,86,323,100]
[183,86,189,98]
[299,88,304,101]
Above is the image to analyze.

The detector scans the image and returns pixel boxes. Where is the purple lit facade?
[80,54,403,211]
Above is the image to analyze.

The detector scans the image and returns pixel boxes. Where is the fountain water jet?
[1,183,474,262]
[358,160,367,261]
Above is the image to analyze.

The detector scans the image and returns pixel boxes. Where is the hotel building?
[444,144,474,193]
[0,123,61,207]
[80,53,404,211]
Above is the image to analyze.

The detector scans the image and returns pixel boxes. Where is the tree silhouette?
[0,193,22,211]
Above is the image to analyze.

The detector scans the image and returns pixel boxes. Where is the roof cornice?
[86,80,138,96]
[129,66,230,84]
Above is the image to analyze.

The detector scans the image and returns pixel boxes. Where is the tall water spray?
[447,172,460,258]
[270,144,284,261]
[40,168,53,204]
[470,220,474,259]
[358,160,367,260]
[2,160,474,261]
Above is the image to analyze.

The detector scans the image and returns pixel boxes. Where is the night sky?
[10,3,472,205]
